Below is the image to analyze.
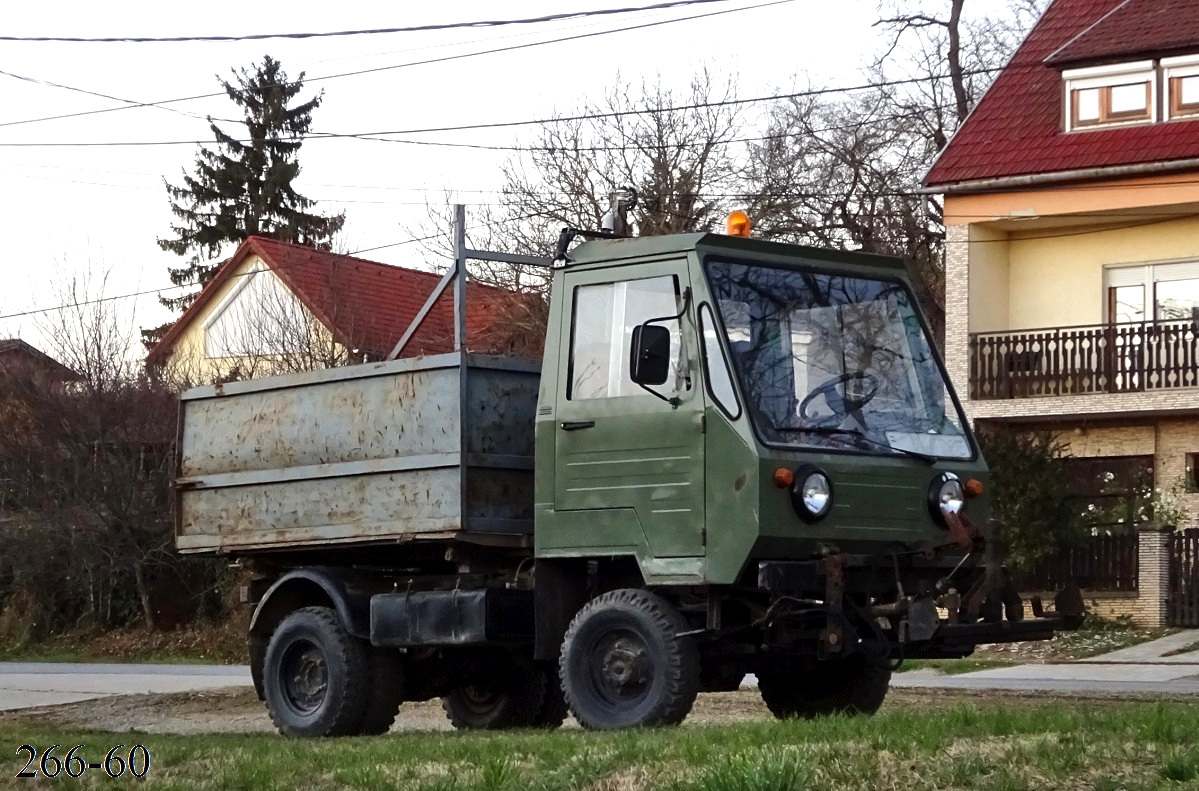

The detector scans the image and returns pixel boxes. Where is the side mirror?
[630,324,671,386]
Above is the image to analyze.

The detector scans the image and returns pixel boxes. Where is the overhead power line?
[0,66,997,148]
[0,235,442,322]
[0,0,739,43]
[0,0,787,130]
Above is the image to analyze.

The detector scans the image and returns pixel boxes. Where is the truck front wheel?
[263,606,369,737]
[757,656,891,719]
[559,589,699,730]
[440,653,545,730]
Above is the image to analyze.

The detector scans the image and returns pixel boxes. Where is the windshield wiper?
[776,425,937,465]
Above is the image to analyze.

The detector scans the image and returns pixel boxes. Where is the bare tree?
[873,0,1047,149]
[449,70,744,268]
[0,267,224,639]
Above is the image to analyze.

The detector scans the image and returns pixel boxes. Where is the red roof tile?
[924,0,1199,188]
[1047,0,1199,65]
[147,237,537,365]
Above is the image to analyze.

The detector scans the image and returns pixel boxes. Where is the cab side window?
[568,275,682,400]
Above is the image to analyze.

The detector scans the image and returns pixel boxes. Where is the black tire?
[559,588,699,730]
[357,648,404,735]
[263,606,369,738]
[532,660,569,729]
[758,656,891,719]
[440,653,545,730]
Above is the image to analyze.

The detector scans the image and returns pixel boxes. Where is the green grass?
[894,658,1015,675]
[3,700,1198,790]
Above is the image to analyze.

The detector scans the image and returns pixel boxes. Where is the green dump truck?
[175,201,1083,736]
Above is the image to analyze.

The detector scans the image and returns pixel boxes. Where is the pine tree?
[156,55,345,312]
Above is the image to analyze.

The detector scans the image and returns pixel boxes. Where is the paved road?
[0,663,252,711]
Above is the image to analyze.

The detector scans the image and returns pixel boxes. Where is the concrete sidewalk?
[892,631,1199,695]
[0,663,252,711]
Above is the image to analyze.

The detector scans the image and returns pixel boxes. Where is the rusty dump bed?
[174,353,540,555]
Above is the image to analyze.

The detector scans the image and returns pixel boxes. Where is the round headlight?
[929,472,965,524]
[791,467,832,521]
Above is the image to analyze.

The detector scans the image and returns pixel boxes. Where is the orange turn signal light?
[773,467,794,488]
[727,210,751,237]
[964,478,984,498]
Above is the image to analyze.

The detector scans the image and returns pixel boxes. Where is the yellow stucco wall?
[1006,215,1199,330]
[161,254,266,384]
[966,224,1010,333]
[945,171,1199,333]
[157,254,341,385]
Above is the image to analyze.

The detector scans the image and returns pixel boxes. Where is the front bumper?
[758,553,1086,659]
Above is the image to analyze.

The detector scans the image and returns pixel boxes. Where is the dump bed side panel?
[175,354,539,554]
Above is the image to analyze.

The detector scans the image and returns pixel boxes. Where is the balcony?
[969,320,1199,400]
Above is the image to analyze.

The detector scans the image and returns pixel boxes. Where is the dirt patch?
[3,686,1193,736]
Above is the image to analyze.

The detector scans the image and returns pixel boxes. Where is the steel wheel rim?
[586,627,653,709]
[458,684,504,714]
[280,640,328,715]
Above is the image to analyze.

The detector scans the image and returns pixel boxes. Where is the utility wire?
[0,0,740,43]
[0,65,1004,148]
[0,0,788,130]
[0,68,243,127]
[0,235,442,322]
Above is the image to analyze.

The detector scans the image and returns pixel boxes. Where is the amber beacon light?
[726,210,751,237]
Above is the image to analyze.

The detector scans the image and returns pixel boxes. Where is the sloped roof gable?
[147,237,517,365]
[924,0,1199,189]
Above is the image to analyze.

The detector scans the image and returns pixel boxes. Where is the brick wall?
[1155,418,1199,530]
[1055,424,1155,458]
[944,224,970,397]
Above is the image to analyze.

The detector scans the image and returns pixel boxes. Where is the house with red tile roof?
[146,237,543,382]
[923,0,1199,543]
[0,339,76,382]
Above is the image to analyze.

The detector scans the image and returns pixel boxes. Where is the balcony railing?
[969,319,1199,400]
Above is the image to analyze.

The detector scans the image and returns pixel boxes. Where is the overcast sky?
[0,0,910,353]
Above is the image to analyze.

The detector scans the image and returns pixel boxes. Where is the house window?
[1064,62,1156,131]
[1061,455,1155,534]
[1187,453,1198,492]
[1106,262,1199,323]
[1163,55,1199,120]
[1170,74,1199,117]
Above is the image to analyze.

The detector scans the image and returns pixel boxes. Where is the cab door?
[552,261,705,558]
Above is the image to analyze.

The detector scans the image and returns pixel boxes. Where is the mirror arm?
[633,287,692,409]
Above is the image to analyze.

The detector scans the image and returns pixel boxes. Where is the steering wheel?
[799,372,881,421]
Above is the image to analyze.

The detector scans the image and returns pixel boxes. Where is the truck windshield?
[704,259,972,460]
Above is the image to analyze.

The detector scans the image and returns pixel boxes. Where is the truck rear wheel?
[758,656,891,719]
[532,660,569,729]
[263,606,369,738]
[357,648,404,735]
[559,588,699,730]
[440,653,545,730]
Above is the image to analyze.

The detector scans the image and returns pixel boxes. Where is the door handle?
[560,420,596,431]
